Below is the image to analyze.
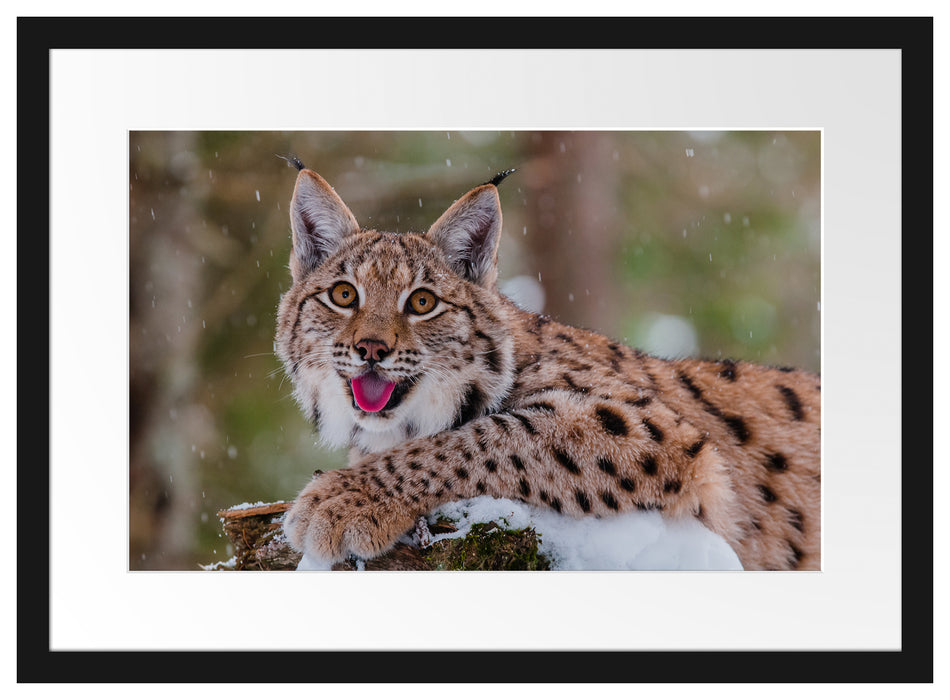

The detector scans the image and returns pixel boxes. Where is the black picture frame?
[20,15,932,684]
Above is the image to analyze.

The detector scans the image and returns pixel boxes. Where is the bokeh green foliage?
[129,130,819,569]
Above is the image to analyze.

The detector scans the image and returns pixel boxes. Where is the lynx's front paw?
[283,468,418,563]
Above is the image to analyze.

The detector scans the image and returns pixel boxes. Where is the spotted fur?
[276,167,821,570]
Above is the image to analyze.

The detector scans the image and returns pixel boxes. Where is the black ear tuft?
[483,168,517,188]
[277,153,307,171]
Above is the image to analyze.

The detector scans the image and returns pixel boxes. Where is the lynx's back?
[276,165,820,570]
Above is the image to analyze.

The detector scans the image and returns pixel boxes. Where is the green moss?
[423,522,551,571]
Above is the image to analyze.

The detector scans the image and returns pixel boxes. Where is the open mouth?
[351,371,411,413]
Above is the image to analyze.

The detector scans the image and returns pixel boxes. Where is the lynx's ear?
[289,169,359,282]
[427,183,504,287]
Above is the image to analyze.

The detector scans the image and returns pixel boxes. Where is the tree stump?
[207,500,549,571]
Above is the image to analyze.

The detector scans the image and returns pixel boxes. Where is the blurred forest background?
[129,130,820,570]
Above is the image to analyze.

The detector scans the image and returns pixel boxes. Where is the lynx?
[275,160,821,570]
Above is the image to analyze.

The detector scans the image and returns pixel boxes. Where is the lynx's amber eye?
[406,289,438,315]
[329,282,358,308]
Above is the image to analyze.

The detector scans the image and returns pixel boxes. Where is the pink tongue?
[352,372,397,413]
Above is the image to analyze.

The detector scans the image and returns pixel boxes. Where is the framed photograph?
[24,15,930,684]
[128,127,821,577]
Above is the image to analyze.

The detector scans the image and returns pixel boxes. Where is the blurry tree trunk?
[521,131,622,334]
[129,132,208,569]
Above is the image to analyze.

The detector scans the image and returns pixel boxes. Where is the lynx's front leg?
[284,390,739,564]
[282,465,422,562]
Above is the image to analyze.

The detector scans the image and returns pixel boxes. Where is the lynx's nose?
[355,338,392,364]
